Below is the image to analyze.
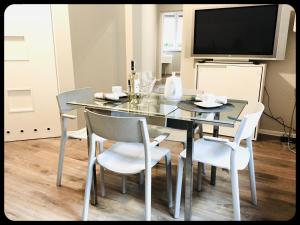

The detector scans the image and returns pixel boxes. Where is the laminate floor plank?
[4,137,296,221]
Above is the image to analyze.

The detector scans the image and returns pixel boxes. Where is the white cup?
[112,86,122,94]
[202,93,216,103]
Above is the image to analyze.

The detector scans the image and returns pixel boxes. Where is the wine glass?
[139,71,156,103]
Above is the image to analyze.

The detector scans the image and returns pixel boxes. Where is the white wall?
[68,4,127,127]
[51,4,77,130]
[132,4,142,72]
[124,5,133,82]
[260,10,296,134]
[51,5,75,93]
[132,4,157,76]
[180,4,296,134]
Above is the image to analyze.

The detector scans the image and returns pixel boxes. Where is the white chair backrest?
[234,103,265,144]
[56,87,93,114]
[84,109,149,144]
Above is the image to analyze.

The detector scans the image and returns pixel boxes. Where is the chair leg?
[197,162,202,192]
[122,175,127,194]
[91,159,98,206]
[211,119,219,185]
[165,152,173,208]
[99,165,106,197]
[230,168,241,221]
[56,134,67,186]
[174,156,184,219]
[139,171,144,185]
[145,168,151,220]
[210,166,217,185]
[196,124,206,176]
[248,156,257,205]
[87,136,97,206]
[97,141,106,197]
[82,158,96,221]
[202,163,206,175]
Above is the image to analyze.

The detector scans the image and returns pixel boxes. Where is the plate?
[94,96,128,102]
[94,92,128,101]
[118,92,128,98]
[194,101,222,108]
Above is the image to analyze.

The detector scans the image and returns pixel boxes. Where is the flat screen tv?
[192,5,291,60]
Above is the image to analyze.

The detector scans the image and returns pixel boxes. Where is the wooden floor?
[4,136,296,221]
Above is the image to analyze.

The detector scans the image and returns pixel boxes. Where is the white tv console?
[195,61,266,140]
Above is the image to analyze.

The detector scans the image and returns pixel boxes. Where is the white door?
[4,4,61,141]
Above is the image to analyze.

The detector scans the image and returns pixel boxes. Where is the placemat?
[177,100,234,113]
[94,96,129,103]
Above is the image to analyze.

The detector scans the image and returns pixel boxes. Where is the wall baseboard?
[258,128,296,138]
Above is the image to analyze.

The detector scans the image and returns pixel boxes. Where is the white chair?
[174,103,264,220]
[82,109,173,221]
[56,87,106,186]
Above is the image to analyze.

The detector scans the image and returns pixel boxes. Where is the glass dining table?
[67,92,247,221]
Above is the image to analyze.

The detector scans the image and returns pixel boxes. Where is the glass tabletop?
[67,92,247,127]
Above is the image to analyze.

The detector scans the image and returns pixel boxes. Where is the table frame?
[68,97,247,221]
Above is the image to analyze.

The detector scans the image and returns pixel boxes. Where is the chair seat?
[179,138,250,170]
[67,127,87,139]
[67,127,106,142]
[97,142,169,174]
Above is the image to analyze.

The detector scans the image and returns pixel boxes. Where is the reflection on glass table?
[68,93,247,128]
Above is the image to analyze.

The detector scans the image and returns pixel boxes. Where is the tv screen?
[193,5,279,56]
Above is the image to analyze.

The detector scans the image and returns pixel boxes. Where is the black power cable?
[263,112,295,133]
[263,87,296,153]
[263,87,296,132]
